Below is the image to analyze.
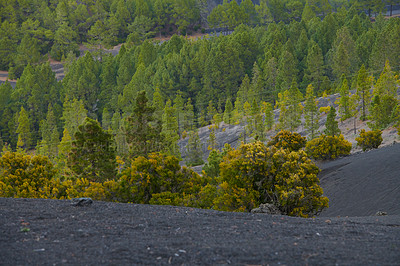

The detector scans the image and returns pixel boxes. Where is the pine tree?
[112,112,128,158]
[207,125,218,151]
[125,91,163,158]
[356,64,371,121]
[16,106,31,150]
[152,88,164,123]
[61,98,87,140]
[241,101,252,143]
[162,99,181,159]
[38,104,59,158]
[263,57,278,103]
[304,84,320,140]
[102,107,112,130]
[69,117,117,182]
[277,49,298,91]
[206,101,217,125]
[173,91,185,138]
[278,80,303,132]
[223,98,233,125]
[184,98,195,131]
[261,101,274,131]
[324,107,341,137]
[186,130,204,167]
[368,61,399,129]
[305,42,325,93]
[277,91,289,131]
[338,77,352,122]
[301,1,316,23]
[247,98,264,141]
[249,62,263,103]
[57,128,72,172]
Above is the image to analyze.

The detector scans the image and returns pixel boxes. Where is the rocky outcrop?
[251,203,282,215]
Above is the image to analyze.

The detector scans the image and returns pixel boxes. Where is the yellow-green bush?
[306,135,352,160]
[355,129,383,151]
[215,141,329,217]
[0,152,56,198]
[267,130,306,152]
[118,152,207,204]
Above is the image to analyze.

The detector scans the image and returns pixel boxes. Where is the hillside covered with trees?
[0,0,399,216]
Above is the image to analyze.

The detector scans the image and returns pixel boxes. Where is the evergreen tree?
[207,125,218,151]
[125,91,163,158]
[112,112,128,158]
[173,91,185,138]
[263,57,278,102]
[256,0,272,24]
[61,98,87,140]
[338,77,352,121]
[38,104,59,158]
[277,49,298,91]
[16,106,31,151]
[236,74,250,113]
[223,98,233,125]
[162,99,181,159]
[278,80,303,132]
[304,84,320,140]
[304,42,325,93]
[69,117,117,182]
[186,130,204,167]
[324,107,341,137]
[253,101,265,141]
[301,1,316,23]
[206,101,217,125]
[241,101,252,143]
[184,98,195,131]
[261,101,274,131]
[152,88,164,123]
[356,64,371,121]
[249,62,263,103]
[330,26,358,80]
[57,128,72,173]
[368,61,399,129]
[102,107,112,130]
[50,22,79,61]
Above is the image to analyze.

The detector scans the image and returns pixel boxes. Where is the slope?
[317,143,400,217]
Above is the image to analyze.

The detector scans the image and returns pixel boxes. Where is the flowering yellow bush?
[0,152,56,198]
[118,152,207,204]
[306,135,352,160]
[216,141,329,217]
[267,130,306,152]
[355,129,383,151]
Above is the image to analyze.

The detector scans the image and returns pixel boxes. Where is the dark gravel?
[1,197,399,265]
[318,142,400,217]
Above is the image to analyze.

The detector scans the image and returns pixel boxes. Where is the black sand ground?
[1,198,399,265]
[318,143,400,217]
[1,144,400,265]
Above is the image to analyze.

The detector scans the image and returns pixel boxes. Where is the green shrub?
[267,130,306,152]
[306,135,352,160]
[118,152,206,204]
[215,141,329,217]
[355,129,383,151]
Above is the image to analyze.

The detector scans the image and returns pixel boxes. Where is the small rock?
[375,211,387,216]
[251,203,282,215]
[71,198,93,206]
